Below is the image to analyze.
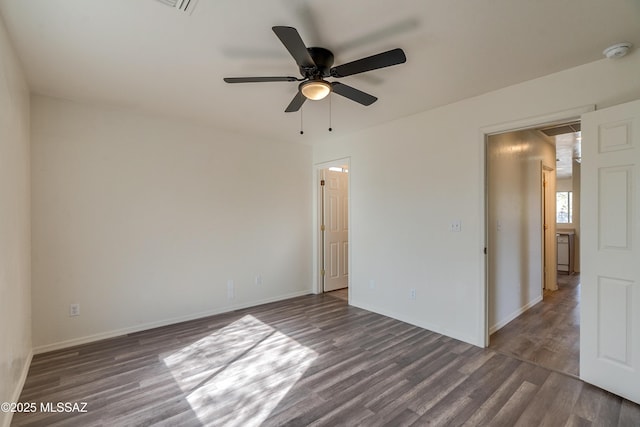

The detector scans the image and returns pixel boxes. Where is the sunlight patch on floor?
[163,314,318,426]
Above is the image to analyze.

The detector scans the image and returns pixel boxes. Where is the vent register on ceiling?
[539,121,581,137]
[155,0,198,14]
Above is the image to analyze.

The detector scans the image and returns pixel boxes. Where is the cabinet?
[557,232,574,274]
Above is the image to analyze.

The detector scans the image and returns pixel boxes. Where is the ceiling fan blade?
[224,76,298,83]
[285,91,307,112]
[331,82,377,106]
[330,48,406,78]
[290,1,323,46]
[272,26,316,68]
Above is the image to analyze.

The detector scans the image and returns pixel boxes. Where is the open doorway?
[315,160,350,300]
[486,128,556,332]
[485,119,582,377]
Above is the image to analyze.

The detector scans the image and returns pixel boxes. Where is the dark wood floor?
[490,273,580,377]
[326,288,348,301]
[13,292,640,426]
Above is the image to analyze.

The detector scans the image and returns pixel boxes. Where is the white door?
[581,99,640,404]
[322,169,348,291]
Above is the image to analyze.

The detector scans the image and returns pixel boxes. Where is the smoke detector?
[603,42,632,59]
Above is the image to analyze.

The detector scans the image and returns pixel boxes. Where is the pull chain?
[328,94,333,132]
[300,107,304,135]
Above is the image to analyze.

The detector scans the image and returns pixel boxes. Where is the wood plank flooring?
[490,274,580,377]
[12,292,640,426]
[326,288,348,301]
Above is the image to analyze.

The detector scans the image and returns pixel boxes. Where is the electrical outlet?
[450,220,462,232]
[409,288,416,300]
[69,303,80,317]
[255,275,262,286]
[369,279,376,290]
[227,280,235,300]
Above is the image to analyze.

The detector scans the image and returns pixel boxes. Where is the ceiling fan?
[223,26,407,112]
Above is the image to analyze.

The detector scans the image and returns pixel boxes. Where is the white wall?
[0,14,31,427]
[313,53,640,346]
[487,130,555,332]
[31,96,313,351]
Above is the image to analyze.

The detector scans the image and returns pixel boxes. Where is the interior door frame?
[313,158,351,296]
[479,105,594,347]
[542,164,557,292]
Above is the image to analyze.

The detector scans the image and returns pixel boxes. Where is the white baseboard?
[33,290,311,354]
[489,295,543,335]
[2,349,34,427]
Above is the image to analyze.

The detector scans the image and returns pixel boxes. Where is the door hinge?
[320,179,325,186]
[484,247,487,255]
[321,269,326,276]
[320,224,325,231]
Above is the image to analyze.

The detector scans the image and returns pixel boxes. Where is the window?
[556,191,572,223]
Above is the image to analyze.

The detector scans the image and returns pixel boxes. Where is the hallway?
[490,274,580,377]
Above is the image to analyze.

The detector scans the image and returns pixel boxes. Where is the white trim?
[479,125,489,347]
[489,295,543,335]
[481,105,595,136]
[542,167,558,291]
[33,290,310,354]
[312,158,351,298]
[479,104,595,347]
[3,350,34,427]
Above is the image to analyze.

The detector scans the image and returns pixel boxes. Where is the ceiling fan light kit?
[300,80,331,100]
[224,26,407,119]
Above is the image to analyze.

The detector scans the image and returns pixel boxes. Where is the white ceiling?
[1,0,638,144]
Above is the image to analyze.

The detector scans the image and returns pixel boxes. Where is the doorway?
[483,111,586,378]
[315,159,350,297]
[486,128,555,335]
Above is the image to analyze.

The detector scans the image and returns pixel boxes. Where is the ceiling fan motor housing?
[303,47,334,77]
